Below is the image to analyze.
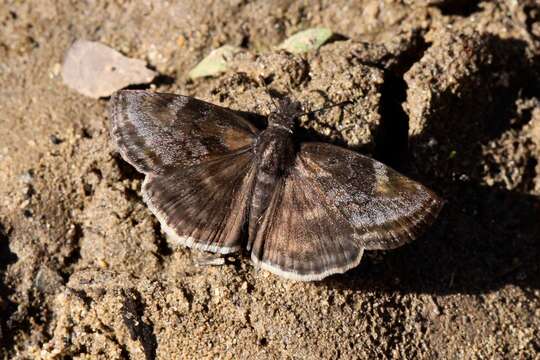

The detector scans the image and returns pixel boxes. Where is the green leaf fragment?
[279,28,333,54]
[188,45,241,79]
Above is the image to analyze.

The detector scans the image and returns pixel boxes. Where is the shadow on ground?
[0,224,18,349]
[327,34,540,295]
[327,186,539,295]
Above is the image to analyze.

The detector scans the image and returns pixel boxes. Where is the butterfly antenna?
[269,93,279,112]
[257,75,279,112]
[298,100,352,117]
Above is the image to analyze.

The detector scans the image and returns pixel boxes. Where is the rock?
[208,41,386,149]
[62,40,157,98]
[278,28,333,54]
[188,45,243,79]
[404,30,531,179]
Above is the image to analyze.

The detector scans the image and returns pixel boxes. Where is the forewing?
[142,149,256,254]
[251,142,442,281]
[109,90,259,174]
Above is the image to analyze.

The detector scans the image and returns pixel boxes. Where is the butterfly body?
[249,103,298,247]
[110,90,442,281]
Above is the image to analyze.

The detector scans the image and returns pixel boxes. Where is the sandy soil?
[1,0,539,358]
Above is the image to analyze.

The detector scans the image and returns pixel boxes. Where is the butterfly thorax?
[267,111,294,133]
[254,126,295,176]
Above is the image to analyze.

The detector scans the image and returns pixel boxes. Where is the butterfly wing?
[250,171,363,280]
[110,90,259,253]
[251,142,442,281]
[143,150,255,253]
[109,90,259,174]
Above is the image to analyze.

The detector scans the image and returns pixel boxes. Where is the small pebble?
[62,40,157,98]
[19,170,34,184]
[49,134,63,145]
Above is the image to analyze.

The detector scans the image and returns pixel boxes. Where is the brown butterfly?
[109,90,442,281]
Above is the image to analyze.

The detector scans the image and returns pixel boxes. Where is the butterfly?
[109,90,442,281]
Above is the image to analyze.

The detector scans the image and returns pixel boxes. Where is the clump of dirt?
[1,1,539,359]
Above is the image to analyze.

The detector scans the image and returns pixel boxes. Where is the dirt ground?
[1,0,540,358]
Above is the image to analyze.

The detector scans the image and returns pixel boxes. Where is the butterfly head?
[267,97,302,133]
